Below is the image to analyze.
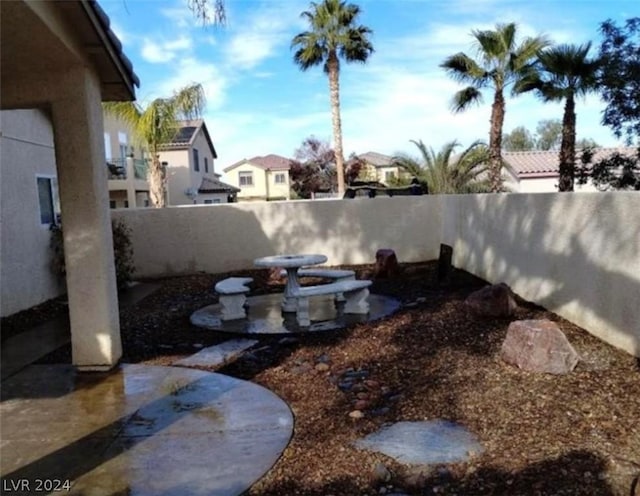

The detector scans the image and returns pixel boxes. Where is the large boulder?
[501,319,579,374]
[465,283,517,317]
[374,249,399,278]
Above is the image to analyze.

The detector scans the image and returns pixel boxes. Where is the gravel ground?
[9,261,640,496]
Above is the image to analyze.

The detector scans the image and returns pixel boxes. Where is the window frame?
[274,173,286,184]
[239,171,253,187]
[35,174,60,226]
[193,148,200,172]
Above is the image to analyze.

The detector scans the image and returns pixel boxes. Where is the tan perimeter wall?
[114,192,639,356]
[441,192,640,356]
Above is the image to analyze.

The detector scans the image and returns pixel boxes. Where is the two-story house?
[223,154,291,201]
[158,119,239,205]
[351,151,408,185]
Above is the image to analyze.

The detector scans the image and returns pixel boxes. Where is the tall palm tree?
[104,84,205,207]
[516,43,600,191]
[292,0,374,196]
[393,140,491,194]
[441,23,549,192]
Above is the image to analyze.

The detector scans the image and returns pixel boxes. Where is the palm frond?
[451,87,483,113]
[440,53,486,83]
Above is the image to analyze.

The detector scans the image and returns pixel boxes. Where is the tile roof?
[356,151,394,168]
[224,154,292,173]
[198,177,240,193]
[503,147,637,178]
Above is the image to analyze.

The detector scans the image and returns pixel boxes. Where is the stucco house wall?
[229,163,270,201]
[265,169,290,200]
[1,110,63,316]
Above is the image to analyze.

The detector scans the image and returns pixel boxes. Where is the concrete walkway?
[1,363,293,495]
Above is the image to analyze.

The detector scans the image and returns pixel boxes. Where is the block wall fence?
[114,192,639,356]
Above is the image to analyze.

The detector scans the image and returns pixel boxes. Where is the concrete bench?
[280,268,356,301]
[291,279,372,327]
[214,277,253,321]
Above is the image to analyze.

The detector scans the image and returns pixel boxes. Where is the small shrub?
[50,219,135,290]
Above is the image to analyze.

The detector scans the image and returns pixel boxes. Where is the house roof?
[356,151,394,168]
[159,119,218,158]
[503,148,637,179]
[224,154,292,173]
[198,176,240,194]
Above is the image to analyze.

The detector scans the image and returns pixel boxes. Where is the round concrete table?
[254,254,327,312]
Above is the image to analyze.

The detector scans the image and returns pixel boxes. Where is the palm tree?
[104,84,205,207]
[292,0,374,196]
[516,43,600,191]
[392,140,491,194]
[441,23,549,192]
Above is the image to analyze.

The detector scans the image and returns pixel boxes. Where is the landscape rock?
[315,362,330,372]
[465,283,517,317]
[501,319,579,374]
[349,410,365,419]
[375,249,400,278]
[372,462,392,482]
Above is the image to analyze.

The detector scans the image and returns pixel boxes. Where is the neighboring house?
[158,119,239,205]
[1,0,138,368]
[351,151,408,185]
[223,154,291,201]
[103,112,150,208]
[502,148,637,193]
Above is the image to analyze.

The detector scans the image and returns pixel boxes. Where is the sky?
[101,0,635,178]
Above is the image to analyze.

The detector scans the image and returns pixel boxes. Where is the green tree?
[104,84,205,207]
[392,140,491,194]
[292,0,374,196]
[518,43,600,191]
[535,119,563,150]
[503,126,535,151]
[441,23,549,192]
[598,18,640,144]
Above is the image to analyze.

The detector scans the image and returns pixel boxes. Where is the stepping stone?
[174,339,258,369]
[354,420,483,464]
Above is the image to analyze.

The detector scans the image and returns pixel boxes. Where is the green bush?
[50,219,135,290]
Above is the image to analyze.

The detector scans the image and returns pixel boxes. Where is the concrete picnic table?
[254,254,327,312]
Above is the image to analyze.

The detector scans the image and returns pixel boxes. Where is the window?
[275,173,286,184]
[385,171,396,182]
[193,148,200,172]
[124,200,129,208]
[204,199,221,204]
[36,176,60,225]
[110,200,117,209]
[104,133,112,160]
[118,132,128,162]
[239,171,253,186]
[204,157,209,173]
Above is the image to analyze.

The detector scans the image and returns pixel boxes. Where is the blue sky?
[102,0,634,177]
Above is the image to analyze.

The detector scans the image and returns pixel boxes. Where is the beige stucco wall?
[0,109,63,316]
[160,128,221,206]
[227,163,269,200]
[112,195,440,275]
[441,192,640,356]
[113,192,639,356]
[265,170,290,200]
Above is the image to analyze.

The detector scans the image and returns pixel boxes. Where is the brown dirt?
[30,262,640,495]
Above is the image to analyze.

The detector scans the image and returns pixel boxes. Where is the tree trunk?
[327,53,346,197]
[149,153,167,207]
[558,95,576,192]
[488,89,505,192]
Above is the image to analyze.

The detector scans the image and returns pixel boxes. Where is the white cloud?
[141,35,193,64]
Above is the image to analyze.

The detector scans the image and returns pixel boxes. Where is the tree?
[441,23,549,192]
[598,18,640,144]
[576,137,599,149]
[104,83,206,207]
[392,140,491,194]
[577,147,640,190]
[503,126,535,151]
[187,0,226,25]
[535,119,563,150]
[289,136,362,198]
[292,0,374,197]
[517,43,600,191]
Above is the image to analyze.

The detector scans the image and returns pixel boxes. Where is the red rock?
[465,283,517,317]
[501,319,579,374]
[354,399,370,410]
[375,249,399,278]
